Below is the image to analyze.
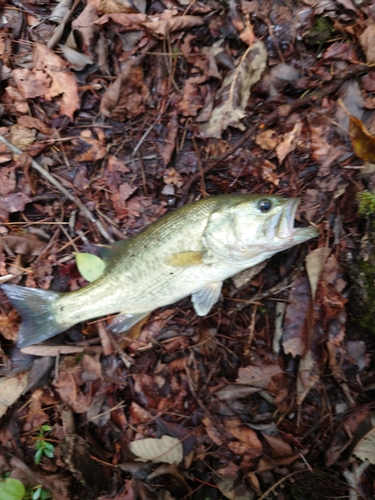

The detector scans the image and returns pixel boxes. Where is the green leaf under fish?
[74,252,106,283]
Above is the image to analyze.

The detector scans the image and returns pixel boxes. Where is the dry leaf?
[13,43,79,120]
[9,123,35,153]
[96,0,145,14]
[20,345,85,356]
[5,86,29,114]
[143,15,204,37]
[352,427,375,464]
[236,364,283,390]
[349,114,375,164]
[359,25,375,64]
[276,120,302,164]
[100,56,148,120]
[305,247,331,300]
[283,272,312,358]
[0,232,48,257]
[128,435,183,465]
[17,115,52,134]
[255,129,279,150]
[261,433,293,458]
[296,350,320,404]
[0,373,28,418]
[200,41,267,138]
[59,45,94,71]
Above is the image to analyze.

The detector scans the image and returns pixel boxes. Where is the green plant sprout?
[34,425,54,465]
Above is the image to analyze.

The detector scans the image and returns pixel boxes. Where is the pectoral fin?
[168,251,204,267]
[192,281,223,316]
[108,311,150,334]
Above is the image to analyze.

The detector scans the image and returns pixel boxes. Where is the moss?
[357,191,375,218]
[304,16,335,45]
[349,260,375,335]
[348,191,375,335]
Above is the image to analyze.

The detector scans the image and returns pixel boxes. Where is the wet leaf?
[128,435,183,465]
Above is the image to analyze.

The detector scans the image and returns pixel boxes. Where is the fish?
[1,194,318,348]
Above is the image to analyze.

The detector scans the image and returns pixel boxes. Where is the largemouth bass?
[1,194,318,348]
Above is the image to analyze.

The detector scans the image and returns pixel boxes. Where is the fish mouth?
[267,198,318,243]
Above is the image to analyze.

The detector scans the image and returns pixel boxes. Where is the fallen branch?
[0,134,114,243]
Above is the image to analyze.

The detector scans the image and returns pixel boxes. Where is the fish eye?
[257,198,273,212]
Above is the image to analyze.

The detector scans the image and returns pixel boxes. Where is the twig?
[0,134,114,243]
[258,469,309,500]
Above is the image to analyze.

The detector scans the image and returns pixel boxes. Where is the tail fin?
[1,284,66,348]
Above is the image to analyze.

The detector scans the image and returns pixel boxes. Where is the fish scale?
[1,194,318,347]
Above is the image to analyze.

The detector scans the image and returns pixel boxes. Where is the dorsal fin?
[94,240,129,262]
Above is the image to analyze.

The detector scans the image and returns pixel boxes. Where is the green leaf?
[43,448,54,458]
[43,442,54,453]
[34,447,43,465]
[32,486,42,500]
[41,425,52,432]
[0,478,26,500]
[74,252,106,282]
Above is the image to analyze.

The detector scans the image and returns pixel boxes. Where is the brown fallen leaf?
[100,56,148,121]
[96,0,143,14]
[0,310,20,341]
[348,114,375,164]
[276,120,302,164]
[255,129,279,150]
[305,247,331,300]
[4,86,29,114]
[200,41,267,138]
[95,12,147,28]
[359,24,375,64]
[261,432,293,458]
[282,272,312,358]
[236,364,283,392]
[73,129,106,162]
[17,115,52,135]
[0,232,48,257]
[157,110,178,166]
[0,372,28,418]
[128,435,183,465]
[0,166,16,195]
[13,43,79,120]
[225,418,263,452]
[143,15,204,37]
[9,124,35,158]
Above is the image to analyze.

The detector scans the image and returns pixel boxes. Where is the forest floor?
[1,0,375,499]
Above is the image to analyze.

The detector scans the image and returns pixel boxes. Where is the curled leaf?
[128,435,183,465]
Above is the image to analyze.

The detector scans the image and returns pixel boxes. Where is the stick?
[0,134,114,243]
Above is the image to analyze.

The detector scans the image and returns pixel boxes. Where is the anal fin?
[108,311,150,334]
[192,281,223,316]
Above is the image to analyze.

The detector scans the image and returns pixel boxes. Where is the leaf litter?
[0,0,375,499]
